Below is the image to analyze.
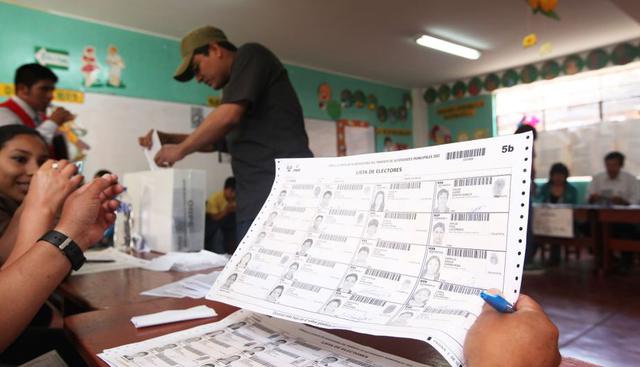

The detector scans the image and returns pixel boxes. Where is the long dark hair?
[547,163,569,184]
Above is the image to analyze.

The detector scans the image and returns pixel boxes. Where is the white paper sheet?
[533,205,574,238]
[141,271,221,299]
[141,250,229,272]
[130,305,217,328]
[72,248,148,276]
[206,133,533,367]
[18,350,67,367]
[99,310,431,367]
[345,125,375,156]
[143,130,162,171]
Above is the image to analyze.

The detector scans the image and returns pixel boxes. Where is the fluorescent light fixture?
[416,35,481,60]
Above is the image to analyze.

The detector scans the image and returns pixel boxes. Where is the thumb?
[514,294,544,313]
[79,175,116,197]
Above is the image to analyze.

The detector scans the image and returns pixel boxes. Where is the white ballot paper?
[143,130,162,171]
[207,133,533,367]
[99,310,430,367]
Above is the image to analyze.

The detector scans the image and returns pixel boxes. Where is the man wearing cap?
[138,26,312,240]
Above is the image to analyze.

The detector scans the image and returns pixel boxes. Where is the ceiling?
[9,0,640,88]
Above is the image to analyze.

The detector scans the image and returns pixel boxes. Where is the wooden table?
[598,207,640,273]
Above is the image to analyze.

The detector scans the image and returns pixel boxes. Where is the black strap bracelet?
[39,230,86,271]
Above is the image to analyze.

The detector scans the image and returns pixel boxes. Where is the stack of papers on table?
[141,271,221,299]
[140,250,229,272]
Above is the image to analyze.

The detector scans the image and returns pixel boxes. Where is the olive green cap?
[174,26,228,82]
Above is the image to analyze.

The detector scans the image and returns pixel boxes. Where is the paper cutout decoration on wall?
[587,49,609,70]
[452,81,467,98]
[336,119,369,156]
[340,89,353,108]
[318,83,332,110]
[483,74,500,92]
[59,120,90,161]
[423,88,437,104]
[539,42,553,56]
[353,90,366,108]
[457,131,470,142]
[430,124,452,145]
[473,128,490,140]
[377,106,388,122]
[528,0,560,20]
[522,33,537,48]
[81,46,101,87]
[562,54,584,75]
[520,65,539,84]
[611,43,636,65]
[437,85,451,102]
[367,94,378,110]
[541,60,560,79]
[468,77,483,96]
[106,45,126,88]
[501,69,519,88]
[398,106,408,121]
[382,135,409,152]
[326,100,341,120]
[388,107,398,122]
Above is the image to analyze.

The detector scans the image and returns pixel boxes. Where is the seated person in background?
[205,177,237,254]
[464,291,560,367]
[588,151,639,273]
[535,163,578,266]
[588,151,638,206]
[0,172,122,365]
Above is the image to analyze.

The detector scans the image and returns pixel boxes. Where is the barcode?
[183,346,204,356]
[423,306,469,317]
[349,294,387,307]
[273,347,300,359]
[346,359,375,367]
[451,212,490,221]
[319,233,348,242]
[329,208,356,217]
[390,182,422,190]
[295,341,321,351]
[376,240,412,251]
[251,323,275,334]
[258,248,284,257]
[439,282,482,296]
[209,339,231,347]
[337,184,364,190]
[244,269,269,280]
[384,211,417,220]
[291,184,314,190]
[272,226,295,234]
[454,176,493,187]
[446,248,487,259]
[250,356,277,367]
[233,331,253,341]
[446,147,486,160]
[292,280,321,293]
[307,257,337,268]
[364,268,401,281]
[283,206,306,213]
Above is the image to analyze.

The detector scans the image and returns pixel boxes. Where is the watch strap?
[39,230,86,271]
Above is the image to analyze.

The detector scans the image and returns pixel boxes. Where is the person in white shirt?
[588,151,639,205]
[0,64,73,145]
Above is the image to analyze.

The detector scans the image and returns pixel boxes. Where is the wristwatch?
[39,230,86,271]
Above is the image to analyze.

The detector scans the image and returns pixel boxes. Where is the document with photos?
[99,310,430,367]
[207,133,534,366]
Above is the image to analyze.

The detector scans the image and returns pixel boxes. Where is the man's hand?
[154,144,186,167]
[49,107,74,126]
[464,292,561,367]
[138,129,154,149]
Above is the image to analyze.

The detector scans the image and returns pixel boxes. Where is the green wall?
[426,95,495,145]
[0,1,411,151]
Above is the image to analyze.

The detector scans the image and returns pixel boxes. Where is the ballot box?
[122,169,206,253]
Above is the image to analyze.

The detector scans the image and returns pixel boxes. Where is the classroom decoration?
[398,106,408,121]
[422,39,640,104]
[402,93,412,108]
[452,81,467,98]
[520,65,539,83]
[473,128,490,139]
[106,45,126,88]
[34,46,70,70]
[317,83,332,110]
[467,77,482,96]
[522,33,537,48]
[340,89,353,108]
[367,94,378,110]
[376,106,388,122]
[326,100,341,120]
[429,124,452,145]
[336,119,369,156]
[541,60,560,79]
[539,42,553,56]
[353,90,366,108]
[81,46,101,87]
[528,0,560,20]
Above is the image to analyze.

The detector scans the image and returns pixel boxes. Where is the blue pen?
[74,161,84,174]
[480,290,516,313]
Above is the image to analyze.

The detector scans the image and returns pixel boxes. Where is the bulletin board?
[304,118,338,157]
